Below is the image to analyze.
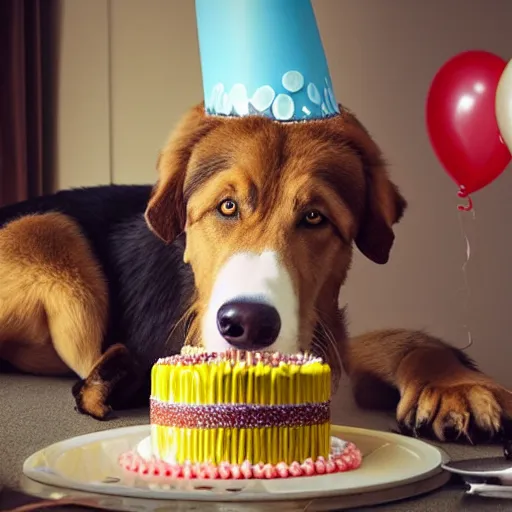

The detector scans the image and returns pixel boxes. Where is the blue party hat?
[195,0,339,122]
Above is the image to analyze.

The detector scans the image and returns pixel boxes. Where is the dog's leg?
[345,328,512,443]
[71,342,147,419]
[0,212,107,374]
[0,212,134,419]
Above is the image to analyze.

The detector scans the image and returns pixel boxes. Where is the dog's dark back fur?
[0,185,195,378]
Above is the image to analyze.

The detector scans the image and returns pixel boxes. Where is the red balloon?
[426,50,511,196]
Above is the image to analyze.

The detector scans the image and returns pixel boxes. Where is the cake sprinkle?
[150,399,331,429]
[156,349,324,367]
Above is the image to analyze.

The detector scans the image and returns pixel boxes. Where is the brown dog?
[0,102,510,443]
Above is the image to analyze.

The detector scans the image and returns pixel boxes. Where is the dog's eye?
[303,210,325,226]
[218,199,238,217]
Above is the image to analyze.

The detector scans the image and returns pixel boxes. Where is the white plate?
[22,425,450,507]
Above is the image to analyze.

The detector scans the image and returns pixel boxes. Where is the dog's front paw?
[72,378,113,420]
[396,377,512,443]
[71,344,139,421]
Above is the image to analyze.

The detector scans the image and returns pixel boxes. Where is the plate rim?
[22,424,450,503]
[20,471,452,511]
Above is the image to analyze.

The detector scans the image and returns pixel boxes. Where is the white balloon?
[496,59,512,153]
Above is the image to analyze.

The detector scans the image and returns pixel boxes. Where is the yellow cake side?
[150,356,331,465]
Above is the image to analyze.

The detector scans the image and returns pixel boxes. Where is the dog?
[0,102,511,444]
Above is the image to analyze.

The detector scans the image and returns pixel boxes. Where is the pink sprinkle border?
[118,442,362,480]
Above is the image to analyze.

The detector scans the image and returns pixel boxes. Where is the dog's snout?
[216,301,281,350]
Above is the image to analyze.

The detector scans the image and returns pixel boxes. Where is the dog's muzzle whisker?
[310,319,343,396]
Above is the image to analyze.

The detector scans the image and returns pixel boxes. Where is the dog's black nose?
[216,301,281,350]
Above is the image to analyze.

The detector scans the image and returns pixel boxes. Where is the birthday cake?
[119,349,362,479]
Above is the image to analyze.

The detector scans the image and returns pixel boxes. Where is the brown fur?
[1,102,511,441]
[146,106,404,358]
[0,213,107,378]
[347,328,512,441]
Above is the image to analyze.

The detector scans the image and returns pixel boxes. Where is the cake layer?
[150,350,331,465]
[151,423,331,465]
[151,351,331,405]
[151,399,330,428]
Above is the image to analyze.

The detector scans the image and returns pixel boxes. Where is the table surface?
[1,372,511,511]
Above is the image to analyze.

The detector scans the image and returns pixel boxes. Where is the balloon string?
[456,204,476,351]
[457,186,474,211]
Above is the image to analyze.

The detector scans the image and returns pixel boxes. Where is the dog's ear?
[341,108,407,264]
[145,104,218,244]
[356,162,406,264]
